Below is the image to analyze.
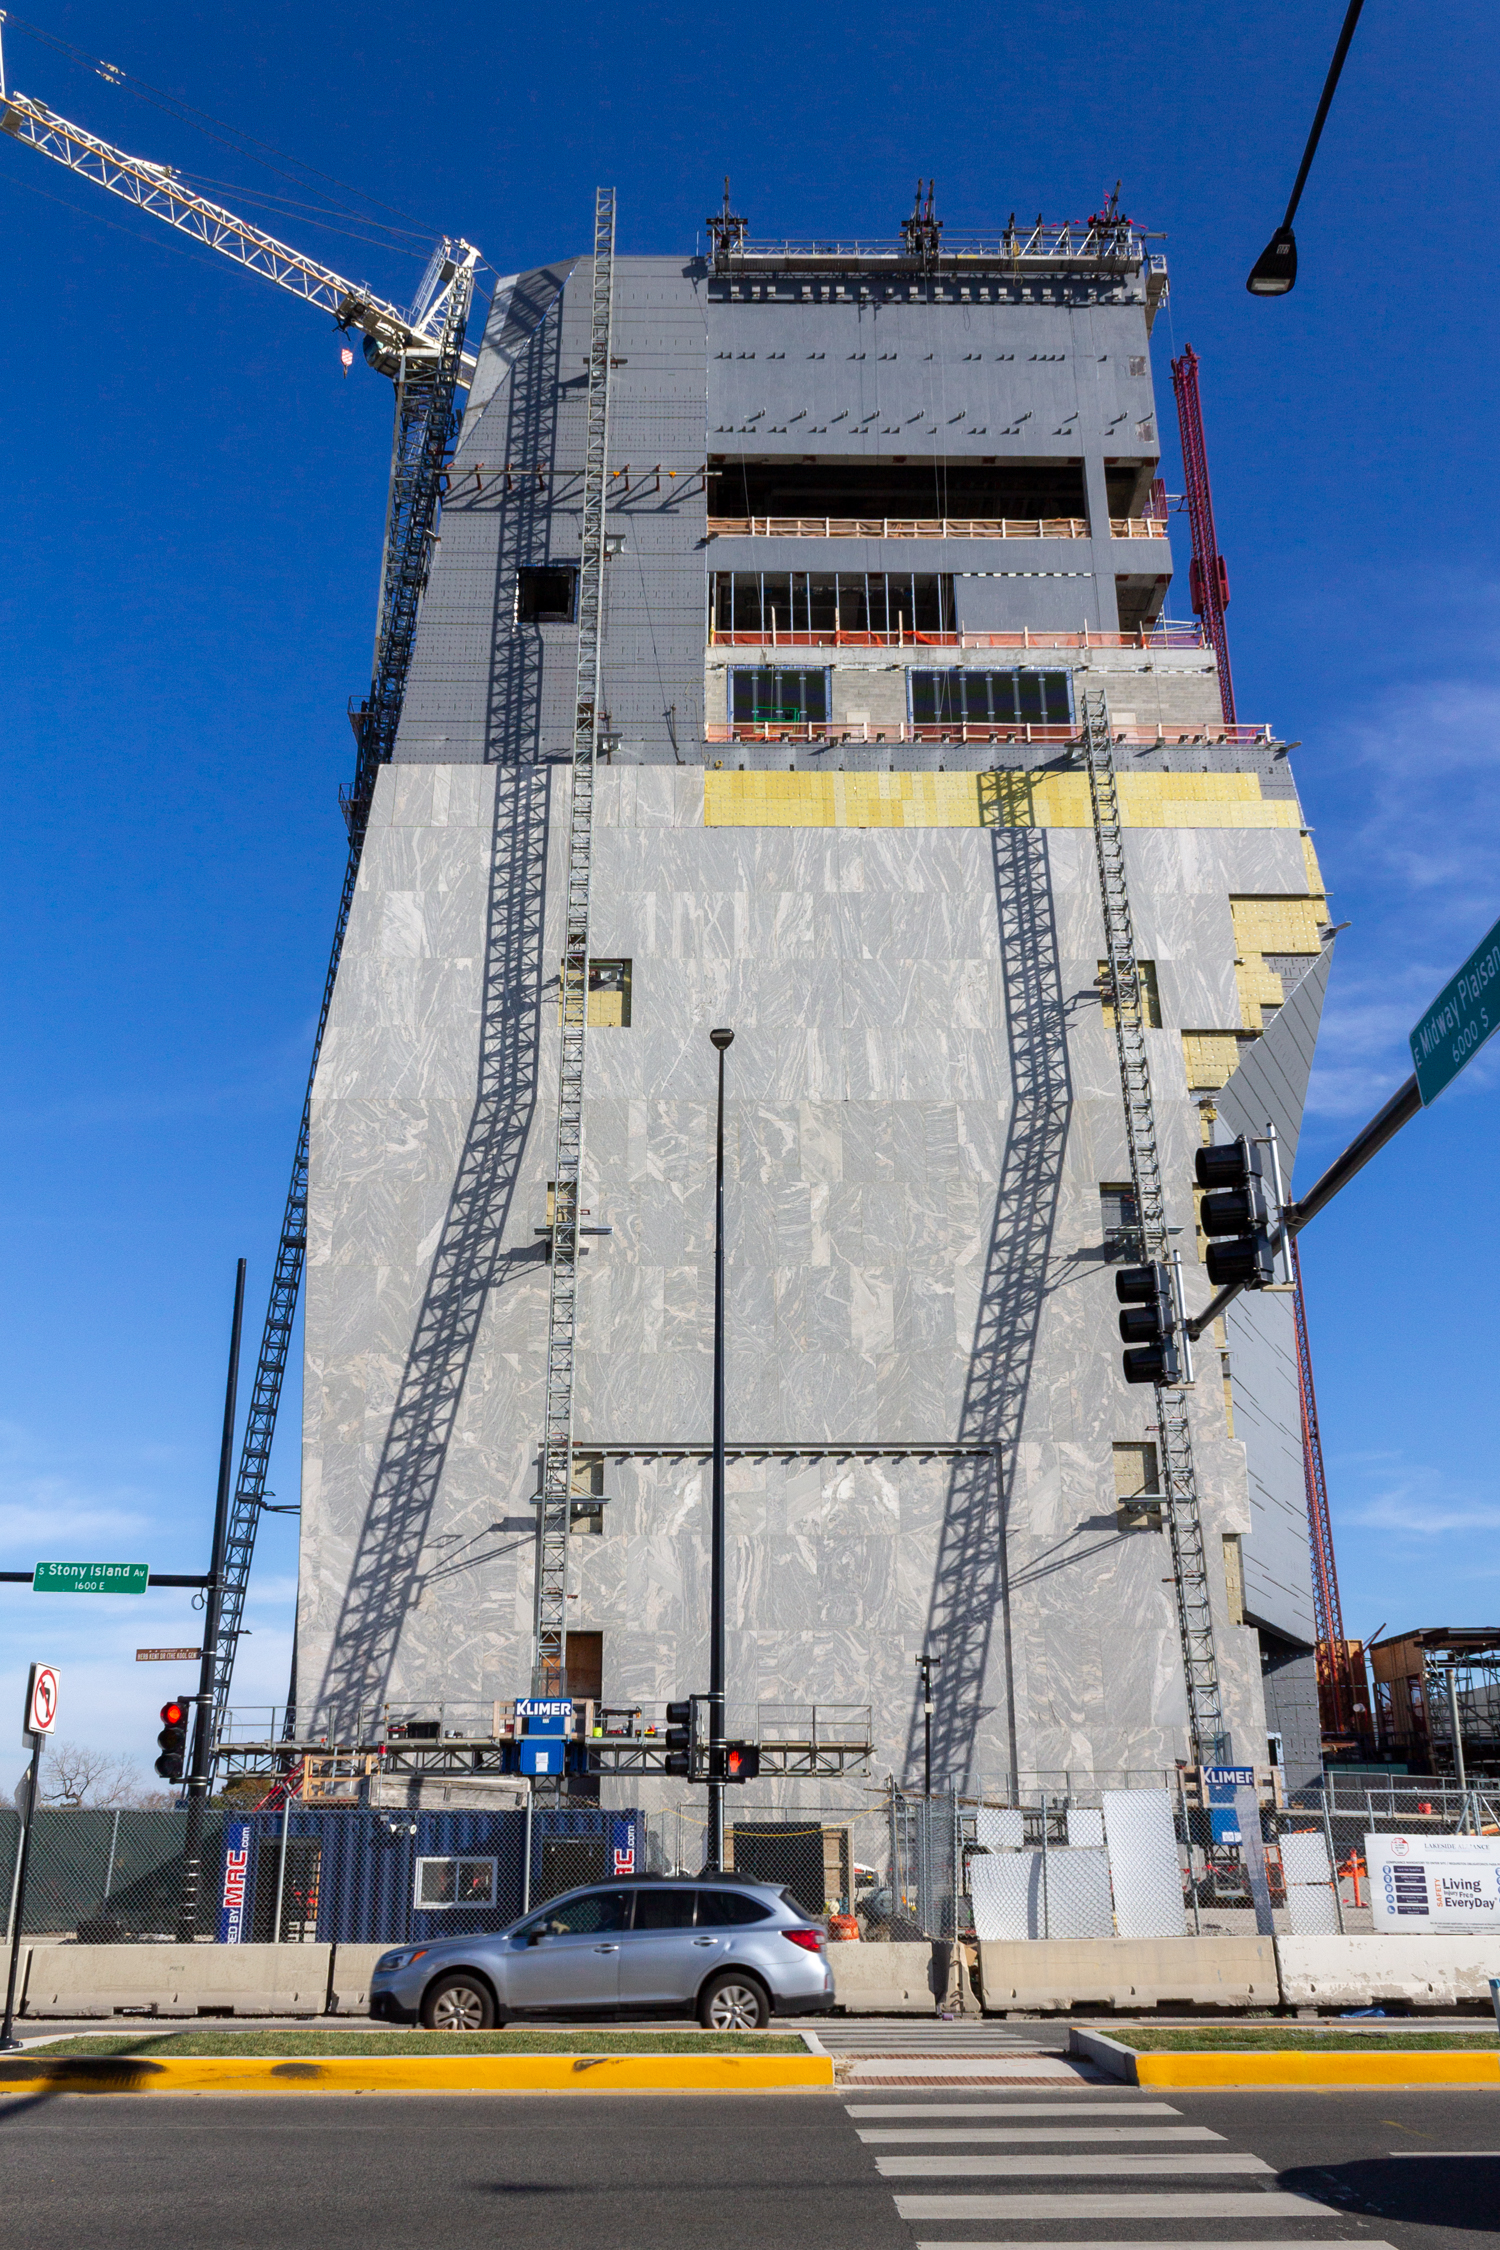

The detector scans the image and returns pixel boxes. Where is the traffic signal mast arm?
[0,88,477,372]
[1186,1070,1420,1340]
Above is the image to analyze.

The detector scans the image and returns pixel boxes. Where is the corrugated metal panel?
[1217,944,1335,1649]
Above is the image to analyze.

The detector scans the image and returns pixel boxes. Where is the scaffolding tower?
[1083,688,1228,1766]
[533,188,617,1696]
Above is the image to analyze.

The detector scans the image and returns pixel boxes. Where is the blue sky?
[1,0,1496,1775]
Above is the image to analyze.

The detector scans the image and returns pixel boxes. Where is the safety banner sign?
[218,1820,253,1945]
[1366,1831,1500,1933]
[610,1814,639,1878]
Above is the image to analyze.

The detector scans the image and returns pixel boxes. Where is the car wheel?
[697,1971,769,2031]
[420,1972,497,2032]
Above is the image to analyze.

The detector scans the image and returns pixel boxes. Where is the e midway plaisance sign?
[32,1561,149,1595]
[1409,910,1500,1105]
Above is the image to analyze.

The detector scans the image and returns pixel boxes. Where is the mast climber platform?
[534,191,616,1702]
[1084,690,1228,1767]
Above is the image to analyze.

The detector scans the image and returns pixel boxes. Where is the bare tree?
[33,1739,163,1811]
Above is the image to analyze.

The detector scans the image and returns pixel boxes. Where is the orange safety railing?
[705,719,1275,747]
[708,623,1208,652]
[706,514,1169,541]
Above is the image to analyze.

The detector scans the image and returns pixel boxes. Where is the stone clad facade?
[297,222,1330,1796]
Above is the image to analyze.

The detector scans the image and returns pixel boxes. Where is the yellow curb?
[0,2052,834,2096]
[1135,2051,1500,2089]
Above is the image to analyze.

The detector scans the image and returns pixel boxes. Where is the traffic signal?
[155,1699,190,1782]
[664,1696,709,1781]
[1195,1139,1275,1288]
[664,1700,692,1777]
[1116,1263,1180,1386]
[716,1742,760,1784]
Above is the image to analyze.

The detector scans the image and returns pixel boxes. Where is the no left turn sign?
[25,1663,60,1740]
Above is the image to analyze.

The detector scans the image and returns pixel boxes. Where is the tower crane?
[1,65,483,1743]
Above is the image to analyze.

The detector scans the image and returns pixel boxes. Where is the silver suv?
[368,1877,834,2032]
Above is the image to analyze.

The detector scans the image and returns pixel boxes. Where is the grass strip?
[24,2028,805,2059]
[1113,2027,1500,2053]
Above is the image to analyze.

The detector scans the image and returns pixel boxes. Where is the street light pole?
[707,1028,734,1874]
[177,1258,246,1943]
[916,1652,942,1797]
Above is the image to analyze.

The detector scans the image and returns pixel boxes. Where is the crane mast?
[0,75,481,1741]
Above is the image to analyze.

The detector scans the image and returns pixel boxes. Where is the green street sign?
[32,1561,150,1596]
[1409,911,1500,1106]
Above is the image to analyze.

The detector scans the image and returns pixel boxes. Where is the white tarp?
[969,1850,1040,1940]
[1066,1807,1105,1848]
[1366,1831,1500,1935]
[1281,1826,1339,1935]
[1102,1788,1184,1938]
[974,1806,1026,1851]
[968,1847,1114,1941]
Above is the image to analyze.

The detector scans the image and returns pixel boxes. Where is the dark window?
[630,1887,698,1930]
[562,1629,603,1703]
[713,574,953,637]
[519,1888,629,1938]
[730,668,830,726]
[1099,1183,1139,1261]
[517,565,578,623]
[909,669,1072,728]
[695,1889,774,1926]
[706,458,1088,520]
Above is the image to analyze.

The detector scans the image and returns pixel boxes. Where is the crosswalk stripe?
[858,2127,1224,2144]
[892,2191,1337,2219]
[846,2102,1183,2119]
[876,2153,1272,2178]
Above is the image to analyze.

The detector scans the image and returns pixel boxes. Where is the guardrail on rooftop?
[707,515,1166,542]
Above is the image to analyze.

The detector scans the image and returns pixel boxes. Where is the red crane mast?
[1291,1237,1360,1745]
[1170,344,1237,727]
[1169,348,1357,1745]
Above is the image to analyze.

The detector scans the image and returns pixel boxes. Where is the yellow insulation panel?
[703,770,1303,830]
[1181,1030,1245,1092]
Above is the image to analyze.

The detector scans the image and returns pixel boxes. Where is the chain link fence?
[6,1775,1495,1950]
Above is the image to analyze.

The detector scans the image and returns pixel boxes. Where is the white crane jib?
[0,87,478,375]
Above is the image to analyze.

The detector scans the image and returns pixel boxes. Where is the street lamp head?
[1246,225,1298,296]
[709,1027,734,1050]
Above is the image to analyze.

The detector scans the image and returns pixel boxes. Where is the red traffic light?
[155,1697,191,1781]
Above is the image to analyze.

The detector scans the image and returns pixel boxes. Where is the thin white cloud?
[1306,622,1500,1120]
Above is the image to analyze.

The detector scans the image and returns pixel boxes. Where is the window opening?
[588,958,632,1028]
[713,574,954,640]
[729,667,831,726]
[571,1453,606,1536]
[1113,1441,1162,1531]
[517,1889,629,1937]
[1098,1182,1139,1262]
[631,1887,697,1929]
[415,1857,498,1909]
[1099,957,1162,1029]
[695,1889,774,1925]
[909,668,1072,728]
[517,565,578,623]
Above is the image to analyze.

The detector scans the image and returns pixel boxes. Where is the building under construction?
[294,193,1336,1797]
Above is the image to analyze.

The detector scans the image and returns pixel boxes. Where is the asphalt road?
[0,2081,1496,2250]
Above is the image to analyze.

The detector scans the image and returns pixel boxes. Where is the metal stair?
[533,188,616,1696]
[1082,689,1228,1765]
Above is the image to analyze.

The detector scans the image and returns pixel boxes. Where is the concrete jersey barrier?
[19,1944,334,2018]
[977,1935,1277,2013]
[1274,1933,1500,2010]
